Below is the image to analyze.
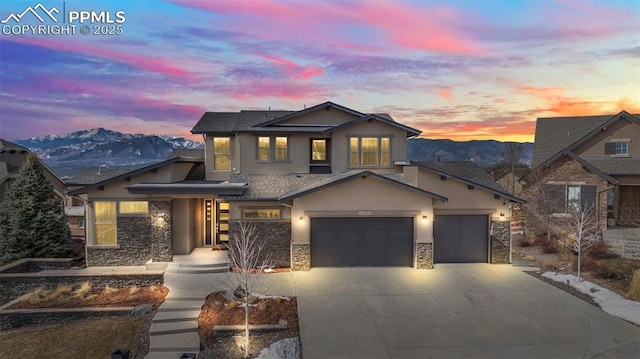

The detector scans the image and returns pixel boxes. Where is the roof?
[0,138,29,153]
[522,150,618,184]
[412,160,526,203]
[125,182,247,195]
[168,149,204,160]
[68,166,147,186]
[583,158,640,176]
[532,111,640,167]
[191,101,421,136]
[279,170,448,203]
[220,173,335,200]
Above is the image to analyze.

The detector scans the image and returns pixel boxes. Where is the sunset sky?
[0,0,638,142]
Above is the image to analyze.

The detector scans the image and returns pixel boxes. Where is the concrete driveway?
[281,264,640,359]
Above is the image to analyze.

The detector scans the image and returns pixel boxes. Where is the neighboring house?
[69,102,524,269]
[522,110,640,234]
[0,138,65,201]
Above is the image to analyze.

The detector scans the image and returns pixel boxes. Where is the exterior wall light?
[422,215,428,219]
[299,216,304,221]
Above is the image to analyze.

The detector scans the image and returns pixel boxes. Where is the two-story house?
[522,110,640,234]
[70,102,523,269]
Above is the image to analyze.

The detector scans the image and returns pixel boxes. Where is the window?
[256,136,289,161]
[243,208,281,219]
[78,219,85,229]
[257,137,270,160]
[311,139,329,162]
[119,201,149,214]
[605,141,629,155]
[348,136,392,167]
[541,184,595,214]
[213,137,230,170]
[94,201,116,245]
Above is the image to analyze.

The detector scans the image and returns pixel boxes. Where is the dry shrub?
[257,301,267,311]
[128,286,140,297]
[226,300,238,309]
[541,261,557,271]
[27,287,48,303]
[47,285,72,301]
[518,236,535,247]
[102,285,117,295]
[73,281,93,298]
[588,240,611,260]
[626,269,640,301]
[539,236,559,254]
[579,256,601,272]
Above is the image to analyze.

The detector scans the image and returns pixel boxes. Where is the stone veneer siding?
[415,242,434,269]
[87,216,152,266]
[490,220,511,264]
[151,200,172,262]
[523,157,609,235]
[291,244,310,271]
[229,221,291,268]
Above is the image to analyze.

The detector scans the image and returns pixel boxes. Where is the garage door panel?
[434,215,488,263]
[311,217,413,267]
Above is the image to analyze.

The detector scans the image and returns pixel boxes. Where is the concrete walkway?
[145,249,229,359]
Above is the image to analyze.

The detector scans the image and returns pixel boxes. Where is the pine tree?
[0,153,71,265]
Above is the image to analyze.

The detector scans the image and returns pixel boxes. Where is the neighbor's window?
[94,201,116,245]
[349,136,391,167]
[78,219,85,229]
[213,137,230,170]
[541,184,595,214]
[119,201,149,214]
[605,141,629,155]
[256,136,288,161]
[243,208,281,219]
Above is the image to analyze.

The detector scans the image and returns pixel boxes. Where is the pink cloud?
[5,37,192,77]
[261,55,323,79]
[169,0,482,54]
[438,87,453,100]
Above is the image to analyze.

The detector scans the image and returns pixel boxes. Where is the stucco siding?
[172,198,196,255]
[576,121,640,158]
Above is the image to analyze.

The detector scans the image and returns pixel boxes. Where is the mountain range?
[14,128,532,178]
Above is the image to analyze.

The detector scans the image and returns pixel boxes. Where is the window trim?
[212,137,231,171]
[255,135,290,162]
[347,135,392,168]
[242,207,282,220]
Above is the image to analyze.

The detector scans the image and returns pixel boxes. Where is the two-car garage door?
[309,215,489,267]
[310,217,413,267]
[433,215,488,263]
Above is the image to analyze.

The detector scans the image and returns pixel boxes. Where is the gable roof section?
[280,170,447,203]
[0,138,29,153]
[220,173,335,201]
[582,158,640,176]
[522,150,618,184]
[532,111,639,167]
[255,101,365,127]
[191,102,420,136]
[412,160,526,203]
[325,114,421,136]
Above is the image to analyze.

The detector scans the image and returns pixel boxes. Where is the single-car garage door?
[311,217,413,267]
[434,215,488,263]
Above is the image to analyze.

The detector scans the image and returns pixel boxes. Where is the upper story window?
[311,139,329,163]
[349,136,391,167]
[604,141,629,156]
[256,136,289,161]
[213,137,231,170]
[119,201,149,214]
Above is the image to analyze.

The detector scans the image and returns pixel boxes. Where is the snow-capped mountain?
[15,128,203,177]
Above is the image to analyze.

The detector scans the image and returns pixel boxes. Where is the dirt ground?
[197,291,299,359]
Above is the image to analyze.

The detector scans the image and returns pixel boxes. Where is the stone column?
[415,242,434,269]
[151,200,172,262]
[490,220,510,264]
[291,244,310,271]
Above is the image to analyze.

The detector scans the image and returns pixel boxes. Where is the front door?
[216,202,230,244]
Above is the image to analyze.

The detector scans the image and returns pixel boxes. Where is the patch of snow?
[253,293,291,301]
[542,271,640,326]
[264,268,276,273]
[255,337,300,359]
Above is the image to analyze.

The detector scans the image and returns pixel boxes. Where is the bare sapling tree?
[226,221,272,358]
[555,204,600,281]
[502,142,525,194]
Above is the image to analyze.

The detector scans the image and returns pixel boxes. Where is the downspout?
[234,132,241,174]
